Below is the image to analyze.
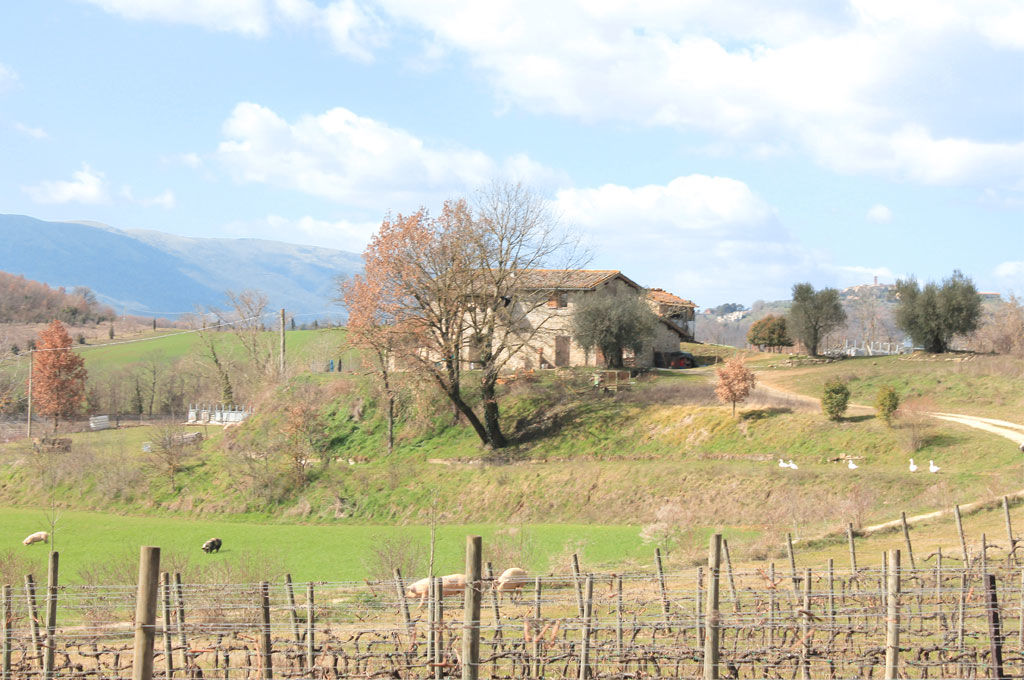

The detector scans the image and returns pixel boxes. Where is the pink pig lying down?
[405,573,467,608]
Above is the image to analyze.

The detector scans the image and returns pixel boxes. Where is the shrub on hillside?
[821,379,850,420]
[874,386,900,426]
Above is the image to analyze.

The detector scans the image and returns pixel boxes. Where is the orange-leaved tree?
[32,320,87,430]
[714,355,756,416]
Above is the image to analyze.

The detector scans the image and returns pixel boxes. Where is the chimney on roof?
[873,276,878,285]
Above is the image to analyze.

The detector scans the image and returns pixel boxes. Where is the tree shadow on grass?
[843,414,875,423]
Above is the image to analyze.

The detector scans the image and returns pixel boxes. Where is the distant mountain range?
[0,214,363,318]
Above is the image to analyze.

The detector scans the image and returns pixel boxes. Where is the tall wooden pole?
[306,582,315,671]
[703,533,722,680]
[132,547,160,680]
[462,535,482,680]
[884,549,901,680]
[279,309,286,378]
[26,350,33,439]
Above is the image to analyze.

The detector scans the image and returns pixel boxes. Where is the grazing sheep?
[405,573,467,608]
[494,567,529,602]
[22,531,49,546]
[202,538,222,553]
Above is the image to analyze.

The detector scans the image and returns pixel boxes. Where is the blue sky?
[1,0,1022,307]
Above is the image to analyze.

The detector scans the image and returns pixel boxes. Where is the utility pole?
[26,350,33,439]
[279,308,286,378]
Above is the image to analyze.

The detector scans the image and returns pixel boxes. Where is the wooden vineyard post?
[723,539,740,613]
[173,572,189,670]
[801,567,812,680]
[958,572,967,677]
[463,535,482,680]
[847,523,858,577]
[786,533,799,603]
[393,568,413,634]
[160,572,173,679]
[285,573,302,665]
[2,584,11,680]
[985,573,1006,680]
[655,548,671,630]
[532,576,541,679]
[901,512,916,569]
[935,549,943,634]
[615,576,623,671]
[579,575,593,680]
[884,549,900,680]
[132,546,160,680]
[23,575,40,669]
[43,551,58,680]
[427,577,435,666]
[1019,569,1024,655]
[768,563,776,648]
[954,505,970,568]
[259,581,272,680]
[982,533,989,574]
[827,558,835,662]
[703,533,721,680]
[1005,496,1016,566]
[571,554,585,617]
[485,562,502,650]
[306,582,315,672]
[696,567,704,647]
[434,577,443,680]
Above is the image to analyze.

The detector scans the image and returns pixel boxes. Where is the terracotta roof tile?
[512,269,640,290]
[647,288,695,307]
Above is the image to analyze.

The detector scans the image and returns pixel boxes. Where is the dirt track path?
[755,372,1024,446]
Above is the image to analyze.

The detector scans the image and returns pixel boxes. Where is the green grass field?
[0,506,662,583]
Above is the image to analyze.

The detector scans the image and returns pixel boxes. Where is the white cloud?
[23,164,109,204]
[13,122,48,139]
[225,214,380,250]
[866,204,892,223]
[142,189,177,209]
[0,63,17,91]
[215,101,555,208]
[994,261,1024,289]
[552,176,826,303]
[121,185,177,209]
[373,0,1024,188]
[82,0,269,36]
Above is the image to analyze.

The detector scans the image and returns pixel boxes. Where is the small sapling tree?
[875,385,899,426]
[822,379,850,421]
[714,355,757,416]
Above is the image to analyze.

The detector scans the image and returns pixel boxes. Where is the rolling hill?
[0,214,363,317]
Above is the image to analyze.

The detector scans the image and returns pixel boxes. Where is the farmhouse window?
[548,292,568,308]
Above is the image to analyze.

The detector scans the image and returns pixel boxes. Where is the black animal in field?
[202,537,222,553]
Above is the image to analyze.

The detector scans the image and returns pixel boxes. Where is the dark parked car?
[654,351,697,369]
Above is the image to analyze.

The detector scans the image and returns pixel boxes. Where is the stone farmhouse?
[494,269,695,370]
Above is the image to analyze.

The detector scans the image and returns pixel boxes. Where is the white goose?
[778,458,788,468]
[929,460,940,473]
[847,459,858,470]
[909,458,918,472]
[787,459,798,470]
